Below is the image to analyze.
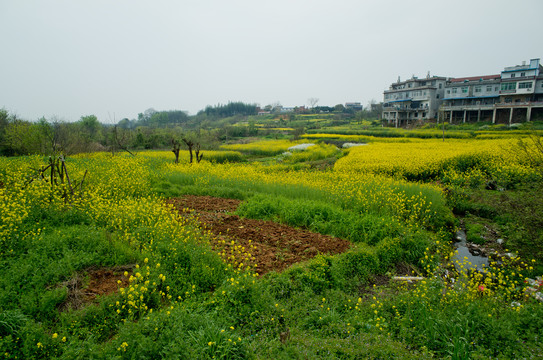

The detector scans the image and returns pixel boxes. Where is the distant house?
[280,107,295,113]
[382,73,447,127]
[439,58,543,124]
[499,58,543,104]
[383,58,543,125]
[345,102,363,111]
[440,74,501,123]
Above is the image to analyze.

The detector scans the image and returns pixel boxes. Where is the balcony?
[440,101,543,111]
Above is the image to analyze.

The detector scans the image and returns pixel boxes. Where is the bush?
[331,247,379,289]
[206,151,245,164]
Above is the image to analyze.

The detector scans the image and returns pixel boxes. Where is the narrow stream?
[453,229,489,272]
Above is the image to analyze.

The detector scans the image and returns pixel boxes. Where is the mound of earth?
[166,195,351,274]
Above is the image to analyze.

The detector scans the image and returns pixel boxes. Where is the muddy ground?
[166,195,351,275]
[71,195,351,306]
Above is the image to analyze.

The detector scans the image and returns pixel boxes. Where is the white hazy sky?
[1,0,542,123]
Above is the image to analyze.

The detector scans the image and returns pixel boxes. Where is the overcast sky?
[1,0,542,123]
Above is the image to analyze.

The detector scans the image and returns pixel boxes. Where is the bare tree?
[194,142,204,163]
[111,125,135,156]
[172,133,204,164]
[181,137,203,164]
[307,97,319,108]
[171,139,181,164]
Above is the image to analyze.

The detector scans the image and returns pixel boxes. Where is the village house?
[383,58,543,125]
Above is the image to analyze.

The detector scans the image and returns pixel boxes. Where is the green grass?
[236,194,408,245]
[2,135,542,359]
[452,181,543,272]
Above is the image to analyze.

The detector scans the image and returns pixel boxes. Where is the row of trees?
[0,109,221,159]
[117,109,190,129]
[199,102,258,118]
[1,100,381,157]
[0,110,105,156]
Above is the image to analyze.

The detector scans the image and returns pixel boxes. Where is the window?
[439,83,442,89]
[511,74,516,78]
[452,88,458,94]
[486,85,492,92]
[518,82,533,89]
[475,86,482,93]
[501,83,516,91]
[447,90,450,94]
[461,87,468,93]
[521,72,525,77]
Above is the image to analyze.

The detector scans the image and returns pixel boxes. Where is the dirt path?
[166,195,351,275]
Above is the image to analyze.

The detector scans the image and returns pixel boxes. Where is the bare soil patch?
[85,267,131,299]
[166,195,351,275]
[58,265,132,311]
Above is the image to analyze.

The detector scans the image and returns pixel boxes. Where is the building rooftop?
[502,58,540,73]
[449,74,500,83]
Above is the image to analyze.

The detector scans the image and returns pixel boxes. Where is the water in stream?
[453,229,489,272]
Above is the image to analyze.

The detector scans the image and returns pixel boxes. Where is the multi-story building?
[345,102,363,111]
[500,58,542,103]
[440,74,501,123]
[493,58,543,123]
[383,58,543,125]
[382,74,447,127]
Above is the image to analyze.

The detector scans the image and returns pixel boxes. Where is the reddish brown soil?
[166,195,351,275]
[84,267,131,299]
[59,266,132,311]
[59,195,351,308]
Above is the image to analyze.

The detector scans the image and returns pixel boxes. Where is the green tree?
[334,104,346,112]
[79,115,102,143]
[4,118,49,155]
[248,120,258,136]
[134,129,145,148]
[0,108,9,155]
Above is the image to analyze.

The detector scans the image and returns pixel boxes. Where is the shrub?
[331,247,379,289]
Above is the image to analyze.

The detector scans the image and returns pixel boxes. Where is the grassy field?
[1,132,542,359]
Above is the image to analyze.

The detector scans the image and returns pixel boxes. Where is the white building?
[499,58,542,103]
[382,74,447,127]
[384,58,543,125]
[439,58,543,124]
[440,74,501,123]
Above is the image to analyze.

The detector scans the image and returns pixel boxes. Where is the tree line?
[0,108,231,158]
[0,101,381,157]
